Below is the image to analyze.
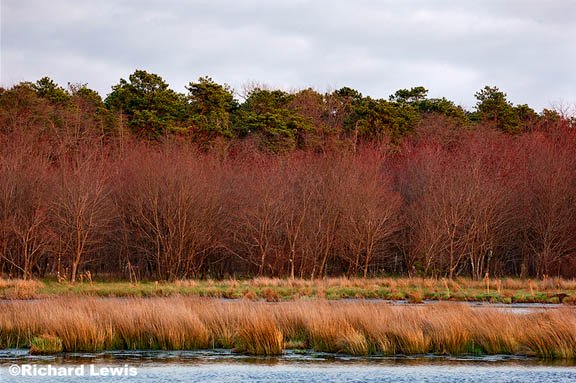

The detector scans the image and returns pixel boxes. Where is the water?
[338,299,570,313]
[1,349,575,383]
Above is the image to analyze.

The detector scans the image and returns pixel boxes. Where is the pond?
[1,349,575,383]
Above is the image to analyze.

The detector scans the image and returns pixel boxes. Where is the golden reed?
[0,298,574,358]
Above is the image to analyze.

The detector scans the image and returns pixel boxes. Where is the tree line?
[1,70,571,150]
[0,71,575,281]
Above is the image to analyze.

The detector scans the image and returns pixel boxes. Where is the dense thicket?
[0,72,575,280]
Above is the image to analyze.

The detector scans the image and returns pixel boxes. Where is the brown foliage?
[51,149,117,282]
[1,117,576,279]
[0,137,53,279]
[114,145,227,280]
[2,298,576,358]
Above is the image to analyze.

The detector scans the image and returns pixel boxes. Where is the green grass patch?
[29,334,63,355]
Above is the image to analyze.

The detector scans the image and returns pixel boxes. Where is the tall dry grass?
[2,276,576,303]
[234,307,283,356]
[243,276,576,294]
[0,298,575,358]
[0,278,44,299]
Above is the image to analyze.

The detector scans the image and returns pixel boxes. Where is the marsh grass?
[234,308,283,355]
[0,279,44,299]
[0,297,574,358]
[3,277,575,304]
[304,303,369,355]
[521,310,576,359]
[29,334,63,354]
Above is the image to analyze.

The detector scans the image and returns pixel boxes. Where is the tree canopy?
[1,70,571,150]
[186,76,238,139]
[105,70,187,139]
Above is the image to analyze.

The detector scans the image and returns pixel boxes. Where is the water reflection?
[1,348,575,367]
[1,349,575,383]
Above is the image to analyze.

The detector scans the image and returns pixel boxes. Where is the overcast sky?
[1,0,575,111]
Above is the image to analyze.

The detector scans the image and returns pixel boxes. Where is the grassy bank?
[1,277,576,304]
[0,298,575,358]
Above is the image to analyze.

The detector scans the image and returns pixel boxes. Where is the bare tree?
[115,146,224,280]
[519,134,576,277]
[227,157,285,276]
[401,130,518,279]
[0,137,53,279]
[338,154,401,277]
[51,151,116,282]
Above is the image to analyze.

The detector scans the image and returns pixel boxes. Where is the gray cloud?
[1,0,574,110]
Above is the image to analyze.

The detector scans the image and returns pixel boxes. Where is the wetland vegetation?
[1,277,576,304]
[1,74,575,364]
[1,297,575,358]
[2,73,576,284]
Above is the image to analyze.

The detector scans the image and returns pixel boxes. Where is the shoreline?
[1,277,575,304]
